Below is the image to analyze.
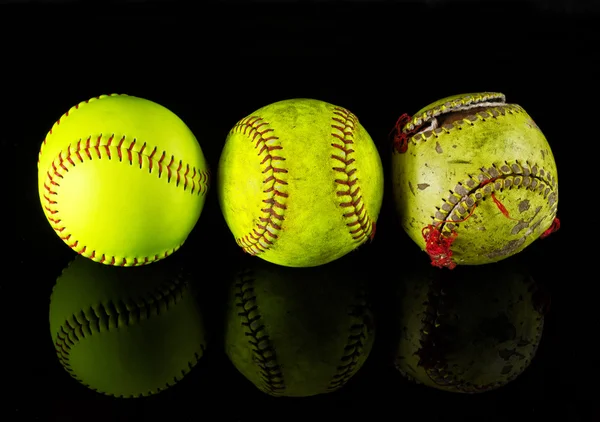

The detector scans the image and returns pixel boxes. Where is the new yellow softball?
[217,98,384,268]
[37,94,210,266]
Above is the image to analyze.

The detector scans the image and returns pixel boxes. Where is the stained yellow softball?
[217,98,384,267]
[390,92,559,268]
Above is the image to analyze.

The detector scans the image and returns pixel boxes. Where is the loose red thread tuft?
[422,225,458,269]
[540,217,560,239]
[390,113,421,153]
[422,204,479,269]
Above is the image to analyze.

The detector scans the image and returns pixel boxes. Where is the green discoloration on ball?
[49,256,207,398]
[217,98,384,268]
[391,92,559,266]
[393,262,546,393]
[224,256,375,397]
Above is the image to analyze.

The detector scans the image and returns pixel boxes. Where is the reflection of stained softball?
[37,94,210,266]
[391,92,559,268]
[224,257,375,397]
[50,256,207,398]
[393,262,547,393]
[217,98,384,268]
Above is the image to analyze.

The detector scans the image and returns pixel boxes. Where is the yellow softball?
[37,94,210,266]
[217,98,384,267]
[390,92,559,268]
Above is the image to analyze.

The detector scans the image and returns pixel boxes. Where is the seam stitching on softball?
[432,161,558,237]
[53,271,205,398]
[405,104,525,147]
[39,93,210,266]
[38,94,122,166]
[234,270,285,395]
[415,277,544,392]
[327,286,371,391]
[331,107,376,242]
[232,116,288,255]
[403,92,506,133]
[41,134,210,266]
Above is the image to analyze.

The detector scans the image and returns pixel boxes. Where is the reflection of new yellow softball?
[37,94,210,266]
[217,98,384,268]
[50,256,207,398]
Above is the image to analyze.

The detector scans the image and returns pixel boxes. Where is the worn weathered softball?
[224,256,375,397]
[391,92,559,268]
[217,98,384,268]
[393,261,548,393]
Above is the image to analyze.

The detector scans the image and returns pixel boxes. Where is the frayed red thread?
[490,193,520,221]
[422,204,479,269]
[540,217,560,239]
[422,225,458,269]
[481,178,521,222]
[390,113,420,153]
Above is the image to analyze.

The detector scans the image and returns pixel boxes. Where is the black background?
[3,0,595,420]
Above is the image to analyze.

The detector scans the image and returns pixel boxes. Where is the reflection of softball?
[390,92,559,268]
[217,98,384,268]
[393,262,548,393]
[38,94,210,266]
[50,256,207,397]
[224,256,375,397]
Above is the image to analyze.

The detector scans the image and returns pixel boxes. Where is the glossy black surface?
[5,1,592,420]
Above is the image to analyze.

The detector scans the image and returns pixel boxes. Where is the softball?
[224,255,375,397]
[217,98,384,268]
[49,255,207,398]
[393,261,548,393]
[390,92,559,268]
[37,94,210,267]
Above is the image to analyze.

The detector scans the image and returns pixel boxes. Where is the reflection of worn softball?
[50,256,207,398]
[393,262,548,393]
[224,256,375,397]
[390,92,559,269]
[217,98,384,268]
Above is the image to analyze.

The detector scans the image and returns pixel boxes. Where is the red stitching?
[41,129,210,266]
[43,136,209,196]
[331,108,376,242]
[38,95,110,166]
[232,116,288,255]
